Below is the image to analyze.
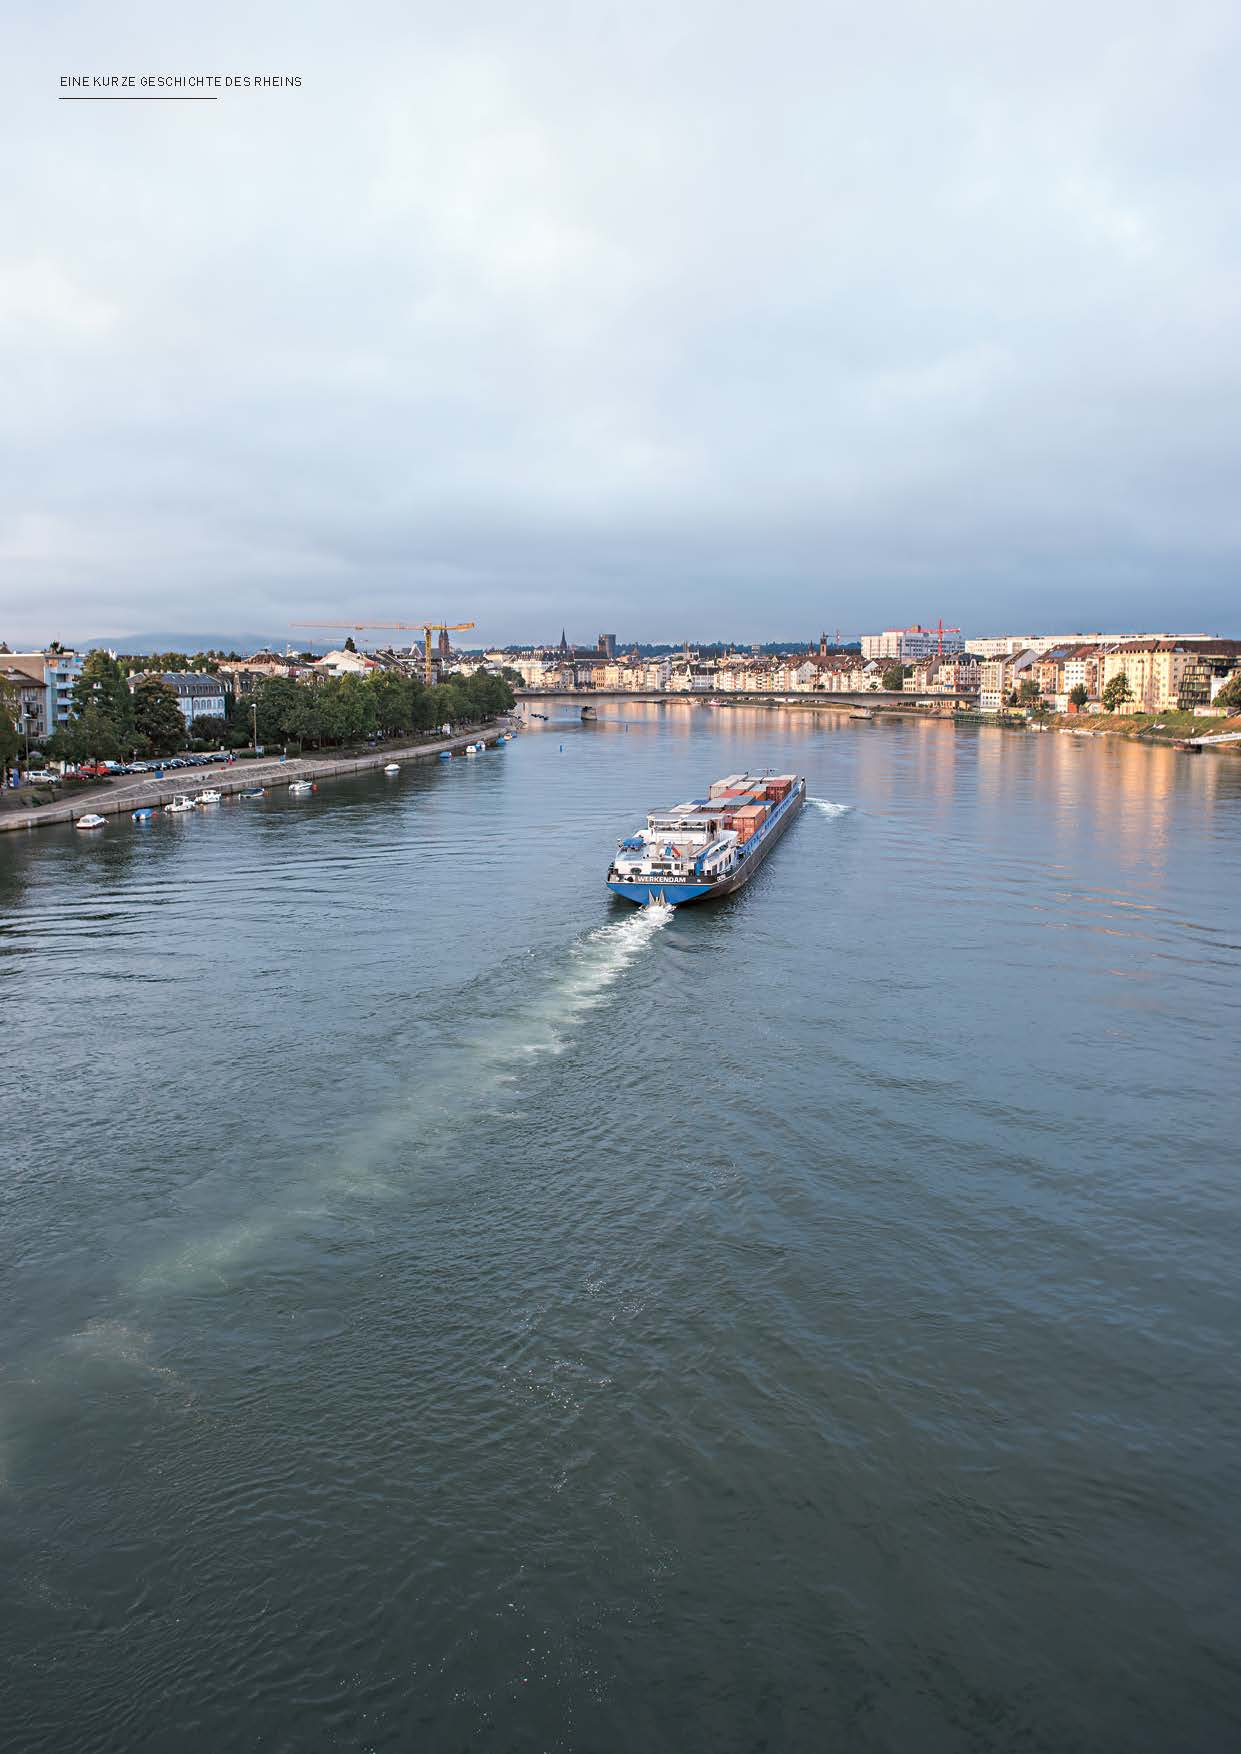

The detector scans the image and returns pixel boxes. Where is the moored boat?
[384,762,401,773]
[241,787,265,798]
[165,795,195,813]
[75,812,106,830]
[131,807,156,821]
[196,790,223,805]
[607,772,805,906]
[288,780,314,795]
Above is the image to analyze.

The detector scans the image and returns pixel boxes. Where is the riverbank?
[0,721,507,833]
[518,689,1241,751]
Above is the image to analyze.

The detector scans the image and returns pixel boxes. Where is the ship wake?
[125,909,669,1296]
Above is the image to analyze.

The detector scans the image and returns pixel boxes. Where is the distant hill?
[79,632,335,655]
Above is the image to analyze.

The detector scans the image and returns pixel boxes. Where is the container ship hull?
[606,773,805,906]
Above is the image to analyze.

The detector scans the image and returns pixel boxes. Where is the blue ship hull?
[607,880,714,906]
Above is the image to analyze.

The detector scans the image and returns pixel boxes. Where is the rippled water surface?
[3,707,1240,1752]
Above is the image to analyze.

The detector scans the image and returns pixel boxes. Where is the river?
[3,705,1239,1752]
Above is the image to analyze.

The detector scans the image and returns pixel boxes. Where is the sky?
[4,0,1240,646]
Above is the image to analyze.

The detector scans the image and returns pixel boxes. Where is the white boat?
[384,762,401,774]
[288,780,313,795]
[197,790,223,805]
[165,795,195,813]
[465,741,484,755]
[75,812,106,830]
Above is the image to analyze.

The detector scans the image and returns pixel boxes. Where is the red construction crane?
[932,617,961,656]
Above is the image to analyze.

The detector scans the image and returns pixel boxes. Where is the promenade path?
[0,722,505,835]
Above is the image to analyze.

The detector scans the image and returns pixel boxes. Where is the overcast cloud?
[3,0,1240,645]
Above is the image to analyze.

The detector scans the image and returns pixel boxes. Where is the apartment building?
[2,648,84,730]
[2,665,49,742]
[861,625,966,661]
[132,671,229,725]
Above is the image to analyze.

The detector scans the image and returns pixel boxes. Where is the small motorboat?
[288,780,314,795]
[384,762,401,774]
[165,795,195,813]
[197,790,223,805]
[531,711,548,719]
[581,705,597,719]
[438,750,452,761]
[241,787,265,799]
[465,742,480,756]
[131,807,156,821]
[75,812,106,830]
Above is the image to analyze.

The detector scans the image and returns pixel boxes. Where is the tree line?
[249,667,515,749]
[19,651,516,764]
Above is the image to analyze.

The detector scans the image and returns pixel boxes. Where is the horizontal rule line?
[58,95,220,100]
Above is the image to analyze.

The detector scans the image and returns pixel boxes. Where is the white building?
[860,625,966,661]
[142,672,229,725]
[312,648,377,677]
[967,632,1213,659]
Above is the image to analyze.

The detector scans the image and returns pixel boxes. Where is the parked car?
[25,768,61,783]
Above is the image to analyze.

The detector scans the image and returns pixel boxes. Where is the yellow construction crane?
[291,620,477,685]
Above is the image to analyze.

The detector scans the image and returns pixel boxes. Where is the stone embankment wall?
[0,723,503,834]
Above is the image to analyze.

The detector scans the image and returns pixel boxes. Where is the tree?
[0,677,19,775]
[71,650,134,742]
[51,707,122,763]
[881,664,905,692]
[1102,673,1134,713]
[344,635,357,652]
[1068,683,1089,709]
[131,676,186,753]
[1017,678,1042,706]
[253,676,302,745]
[1214,670,1241,715]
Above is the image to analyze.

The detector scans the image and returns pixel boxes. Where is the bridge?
[515,688,981,710]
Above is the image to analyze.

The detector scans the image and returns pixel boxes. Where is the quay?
[0,722,507,835]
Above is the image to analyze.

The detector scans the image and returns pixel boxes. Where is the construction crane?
[291,620,477,684]
[931,617,961,656]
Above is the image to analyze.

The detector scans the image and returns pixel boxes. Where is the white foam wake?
[809,798,852,817]
[127,908,669,1296]
[481,904,670,1065]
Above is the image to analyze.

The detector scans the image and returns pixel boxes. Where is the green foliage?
[1017,678,1042,705]
[1102,673,1134,713]
[248,667,514,749]
[1068,683,1089,708]
[72,650,134,742]
[881,665,905,692]
[1214,670,1241,715]
[55,706,123,761]
[132,676,187,753]
[0,674,22,770]
[189,713,229,746]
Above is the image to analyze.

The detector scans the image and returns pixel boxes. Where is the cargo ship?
[606,772,805,906]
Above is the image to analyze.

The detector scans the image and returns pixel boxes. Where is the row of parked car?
[24,754,233,784]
